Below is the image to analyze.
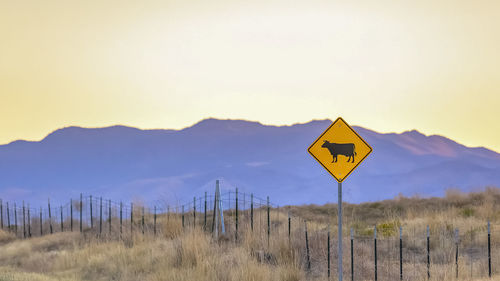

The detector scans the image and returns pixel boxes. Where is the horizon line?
[1,117,498,154]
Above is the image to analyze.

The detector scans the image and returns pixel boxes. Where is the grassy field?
[0,187,499,281]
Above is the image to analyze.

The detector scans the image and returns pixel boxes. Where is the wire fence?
[0,181,498,280]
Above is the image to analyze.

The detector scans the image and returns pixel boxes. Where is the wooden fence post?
[193,197,196,229]
[47,200,52,234]
[305,220,311,271]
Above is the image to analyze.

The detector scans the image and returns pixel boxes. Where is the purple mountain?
[1,118,499,206]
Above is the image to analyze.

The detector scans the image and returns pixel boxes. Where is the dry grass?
[0,215,309,281]
[1,187,500,280]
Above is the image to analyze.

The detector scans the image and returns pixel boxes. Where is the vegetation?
[1,187,499,280]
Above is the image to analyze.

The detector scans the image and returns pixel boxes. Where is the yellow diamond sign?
[308,117,372,182]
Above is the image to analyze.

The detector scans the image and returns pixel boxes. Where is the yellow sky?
[1,0,499,151]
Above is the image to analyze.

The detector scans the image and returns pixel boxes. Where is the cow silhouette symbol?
[321,140,356,163]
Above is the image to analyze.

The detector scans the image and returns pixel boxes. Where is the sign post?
[338,181,343,281]
[308,117,372,281]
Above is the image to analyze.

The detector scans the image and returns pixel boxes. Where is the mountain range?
[1,118,499,206]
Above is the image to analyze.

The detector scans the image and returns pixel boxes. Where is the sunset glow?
[1,0,499,151]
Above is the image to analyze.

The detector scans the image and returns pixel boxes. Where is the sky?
[1,0,499,152]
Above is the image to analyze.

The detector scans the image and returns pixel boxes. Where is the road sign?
[307,117,372,281]
[308,117,372,183]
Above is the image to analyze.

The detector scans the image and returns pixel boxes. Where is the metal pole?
[6,202,10,231]
[90,195,93,229]
[108,199,111,234]
[235,188,238,241]
[193,197,196,229]
[427,225,430,280]
[276,205,280,236]
[23,202,26,238]
[212,184,217,234]
[338,182,343,281]
[470,226,473,280]
[154,206,157,236]
[488,221,491,278]
[219,188,225,234]
[142,206,145,234]
[455,228,459,279]
[305,220,311,271]
[120,202,123,237]
[99,197,103,235]
[288,211,291,244]
[204,192,207,230]
[400,226,403,281]
[60,206,63,232]
[27,204,31,237]
[267,196,270,248]
[374,225,377,281]
[70,199,73,232]
[39,207,42,236]
[182,205,184,229]
[47,200,52,234]
[350,228,354,281]
[250,193,254,232]
[327,224,331,278]
[214,180,219,238]
[80,194,83,233]
[0,199,3,229]
[14,203,17,235]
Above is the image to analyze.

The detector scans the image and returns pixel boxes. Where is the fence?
[0,181,497,280]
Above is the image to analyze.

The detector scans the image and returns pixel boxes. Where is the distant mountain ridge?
[1,118,499,206]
